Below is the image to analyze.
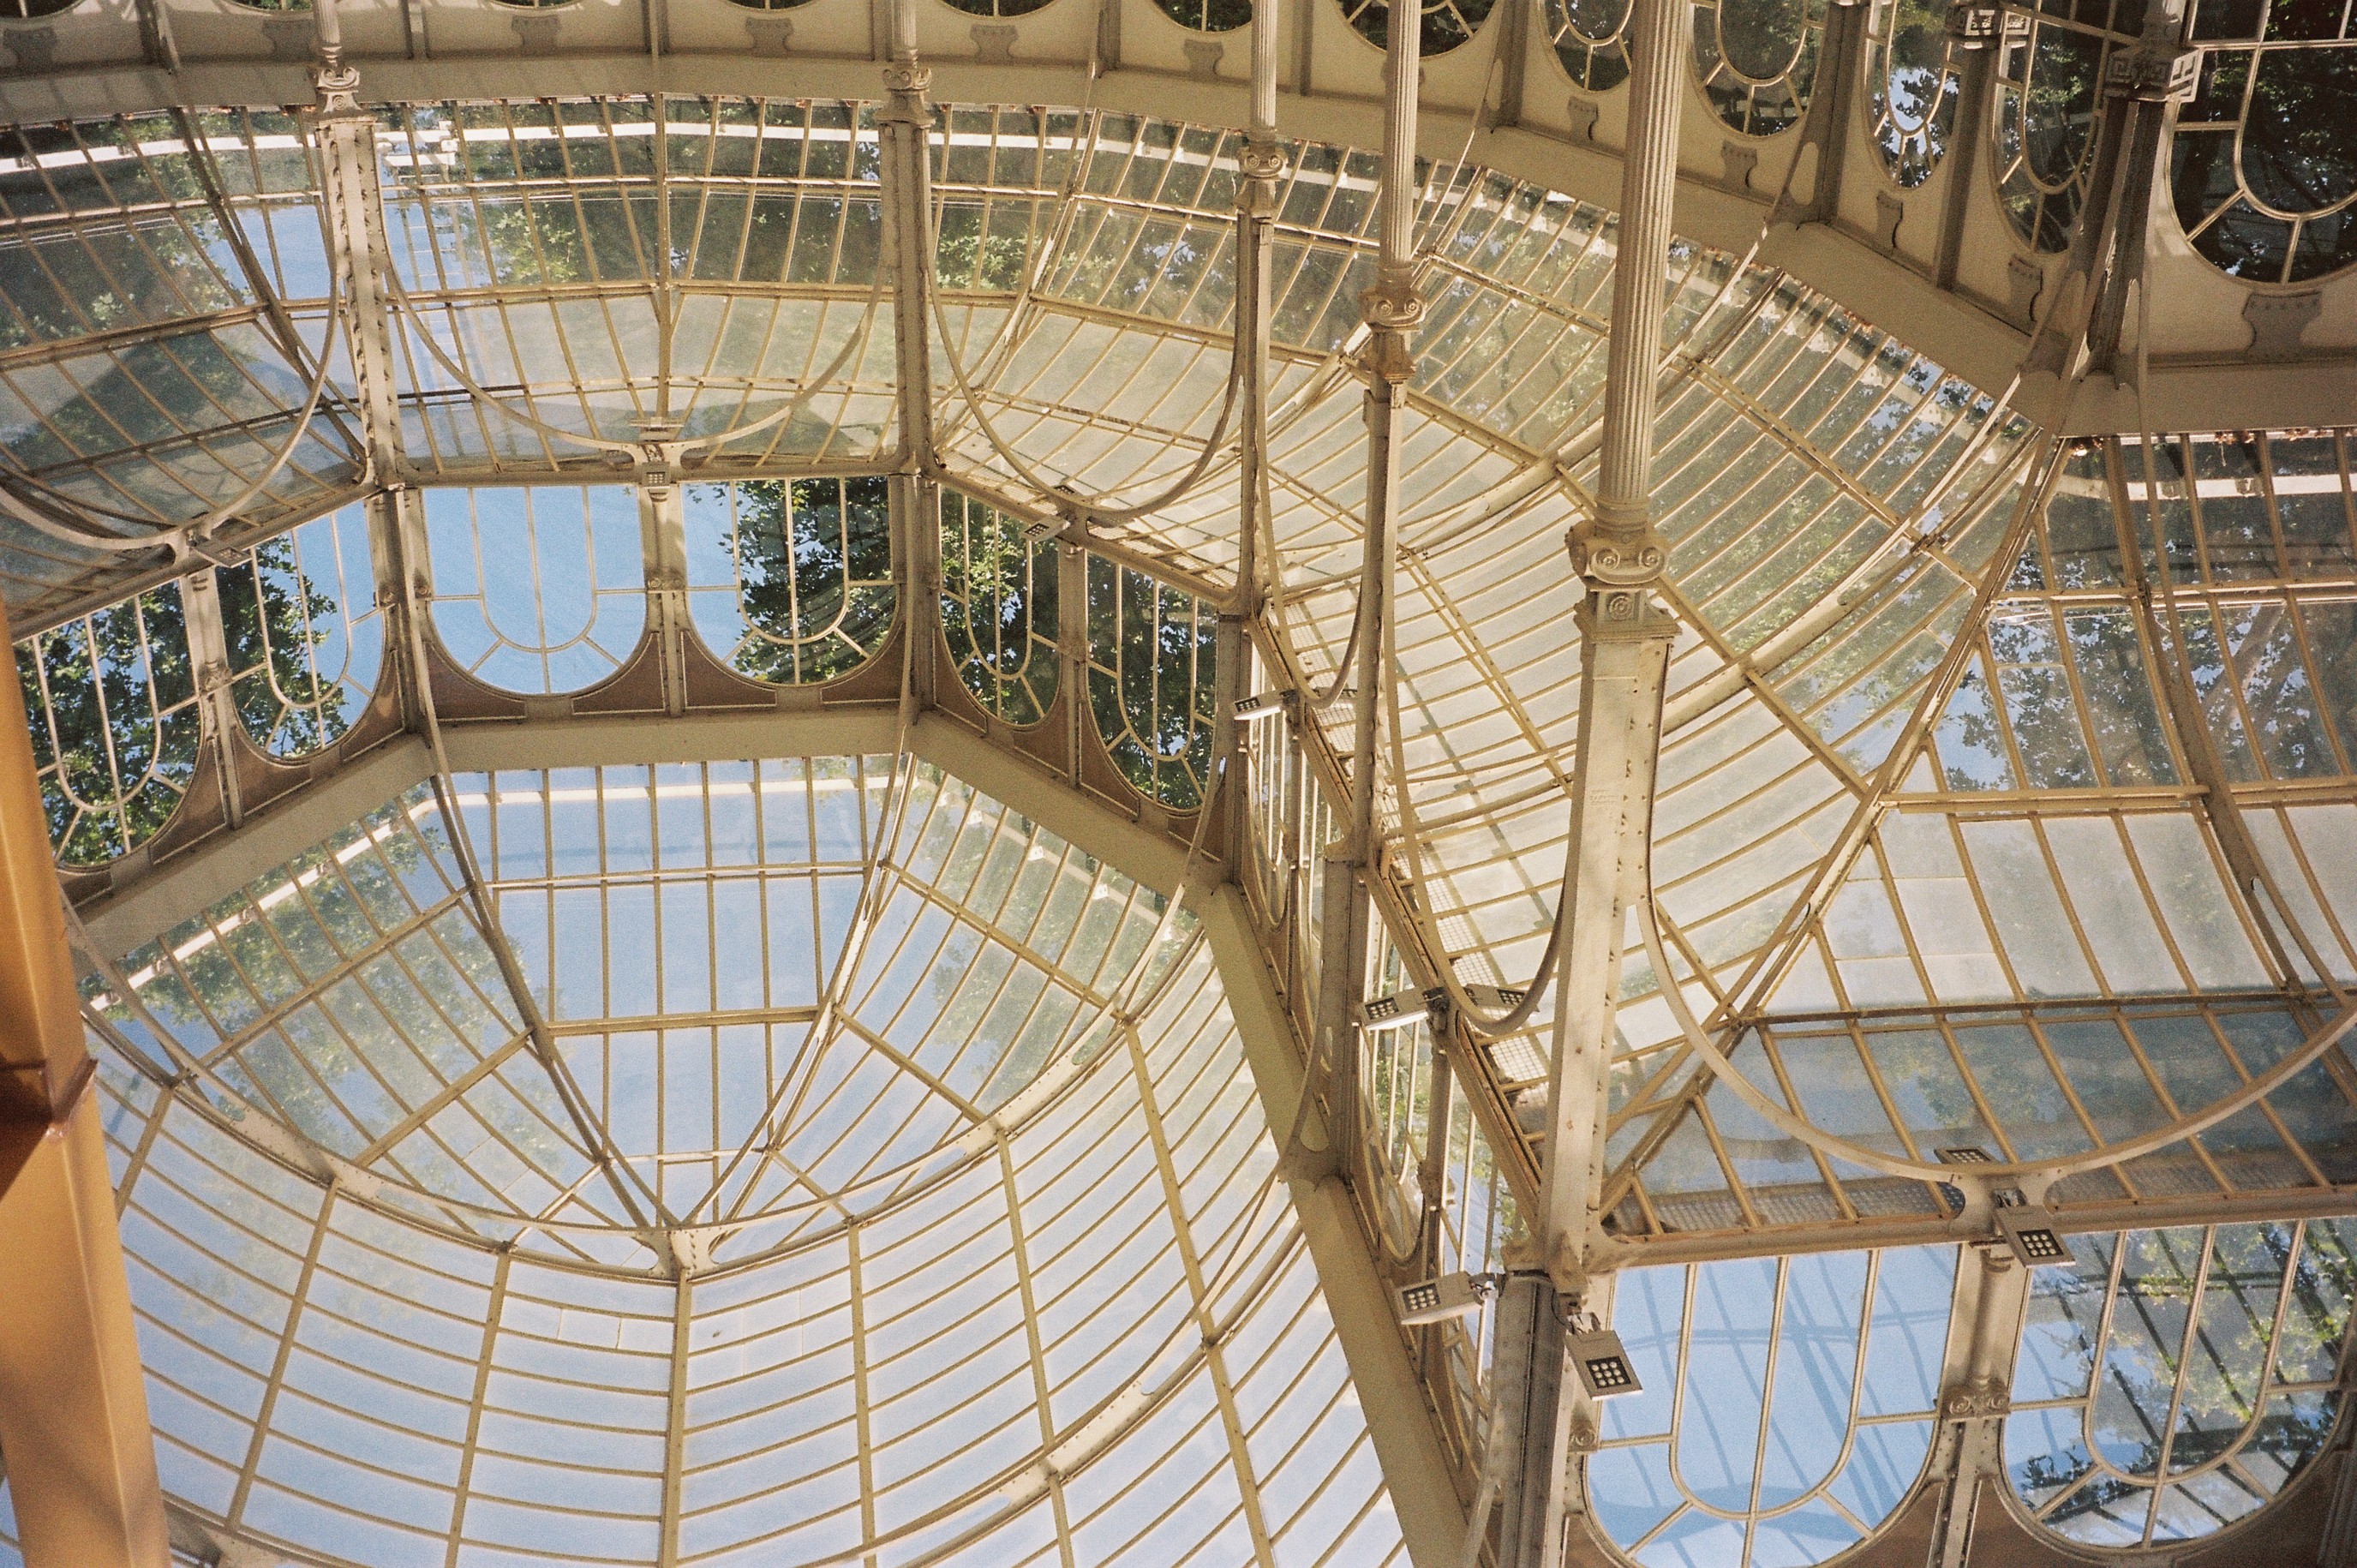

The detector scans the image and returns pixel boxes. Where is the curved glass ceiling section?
[380,99,898,471]
[2006,1219,2357,1549]
[87,895,1406,1566]
[87,755,1185,1268]
[1587,1245,1954,1565]
[0,112,366,628]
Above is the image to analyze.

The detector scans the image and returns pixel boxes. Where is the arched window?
[1693,0,1831,137]
[15,584,200,865]
[218,505,384,757]
[1549,0,1633,91]
[685,477,894,685]
[2006,1218,2357,1548]
[424,485,647,696]
[1992,5,2133,251]
[940,488,1059,726]
[1337,0,1499,57]
[1150,0,1253,29]
[1588,1246,1956,1565]
[2171,33,2357,284]
[936,0,1056,18]
[1867,0,1962,186]
[1085,557,1217,809]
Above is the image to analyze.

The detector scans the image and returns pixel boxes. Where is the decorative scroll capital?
[1237,136,1288,183]
[1357,276,1424,334]
[1567,493,1667,584]
[1235,138,1287,216]
[878,59,933,118]
[312,64,362,116]
[1355,272,1422,383]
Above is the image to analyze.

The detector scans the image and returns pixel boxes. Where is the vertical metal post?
[638,470,692,717]
[1490,1271,1566,1563]
[881,0,940,726]
[1932,6,2008,291]
[1491,0,1687,1558]
[1222,0,1285,878]
[309,0,405,490]
[1315,0,1421,1182]
[1926,1244,2031,1568]
[1771,0,1869,228]
[1058,541,1090,777]
[0,593,169,1568]
[2022,0,2189,379]
[180,564,247,829]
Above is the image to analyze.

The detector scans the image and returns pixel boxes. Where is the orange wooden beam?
[0,595,167,1567]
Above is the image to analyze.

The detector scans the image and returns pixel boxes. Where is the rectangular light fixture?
[1569,1327,1642,1399]
[1996,1208,2073,1269]
[1463,984,1527,1012]
[1358,988,1445,1032]
[1232,691,1290,724]
[1395,1272,1487,1326]
[1936,1146,1994,1165]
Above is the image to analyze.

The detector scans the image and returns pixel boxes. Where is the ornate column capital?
[312,64,362,116]
[1566,499,1668,590]
[1235,136,1287,217]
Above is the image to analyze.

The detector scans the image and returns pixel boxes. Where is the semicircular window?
[1086,556,1217,810]
[1587,1246,1956,1564]
[686,476,894,685]
[2005,1219,2357,1549]
[939,0,1056,18]
[1693,0,1830,137]
[424,485,647,696]
[1549,0,1632,91]
[941,487,1059,725]
[16,584,200,866]
[1993,9,2130,251]
[218,505,384,757]
[1152,0,1252,28]
[1339,0,1500,57]
[1868,0,1961,186]
[2171,36,2357,284]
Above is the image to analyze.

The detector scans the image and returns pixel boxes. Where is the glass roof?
[3,87,2354,1568]
[44,754,1408,1567]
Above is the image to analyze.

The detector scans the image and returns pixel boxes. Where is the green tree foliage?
[217,532,362,757]
[1086,557,1217,808]
[16,537,348,864]
[727,476,894,684]
[17,587,199,865]
[940,488,1058,726]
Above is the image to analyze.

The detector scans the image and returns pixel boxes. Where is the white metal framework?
[0,0,2351,1563]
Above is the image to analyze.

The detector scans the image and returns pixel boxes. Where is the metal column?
[1492,0,1687,1557]
[881,0,942,721]
[1313,0,1421,1182]
[1220,0,1285,876]
[0,591,169,1568]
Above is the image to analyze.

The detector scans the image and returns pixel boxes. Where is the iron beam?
[0,590,168,1567]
